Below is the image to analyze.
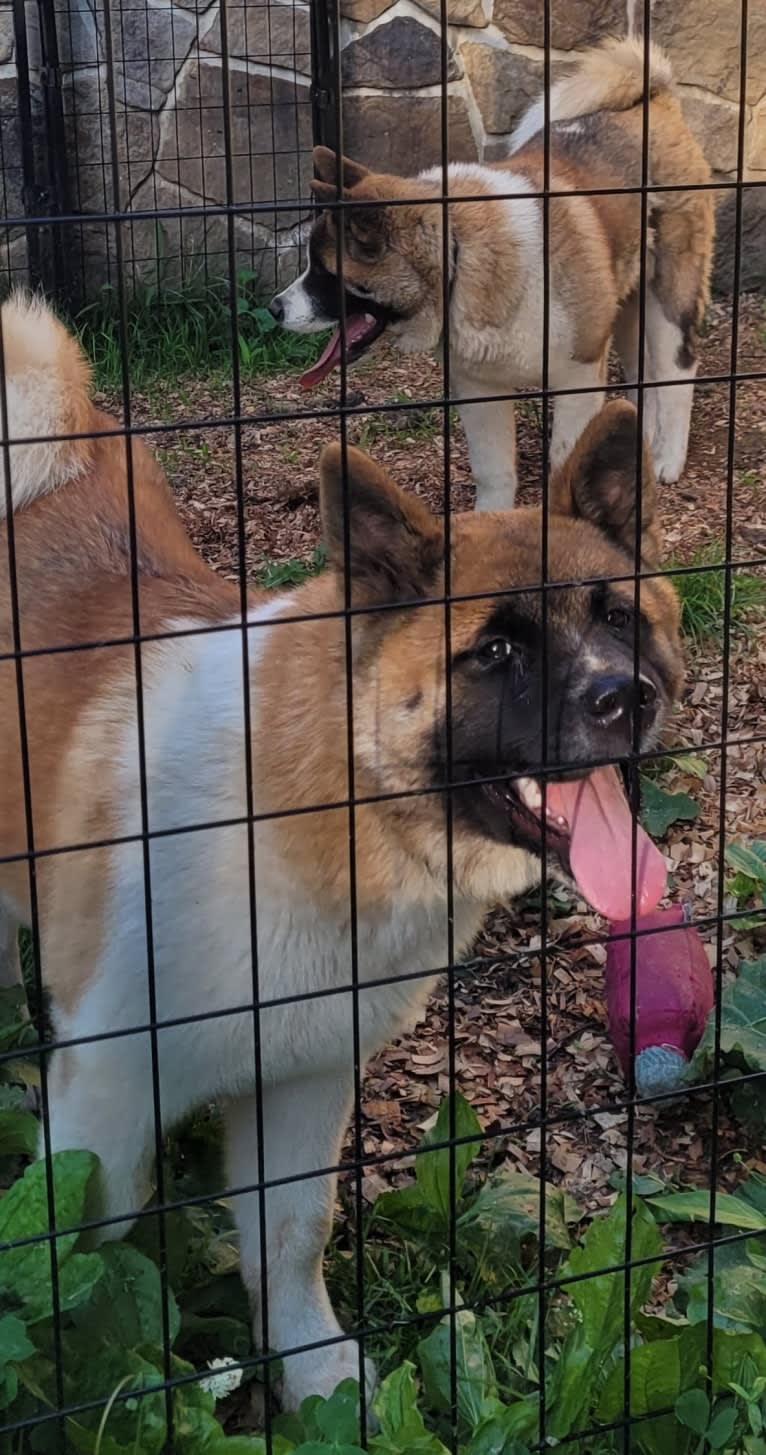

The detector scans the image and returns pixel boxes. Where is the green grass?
[327,1200,543,1407]
[4,952,766,1455]
[73,271,327,391]
[256,544,326,590]
[156,435,212,473]
[670,540,766,642]
[355,393,458,449]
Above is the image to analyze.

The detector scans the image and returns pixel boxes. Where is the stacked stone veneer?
[2,0,765,296]
[0,2,26,287]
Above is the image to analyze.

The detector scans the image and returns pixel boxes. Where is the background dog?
[271,38,714,511]
[0,295,682,1408]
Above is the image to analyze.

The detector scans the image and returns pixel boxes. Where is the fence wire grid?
[0,0,764,1452]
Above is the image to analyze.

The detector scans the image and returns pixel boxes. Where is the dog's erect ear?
[320,443,443,606]
[550,401,662,565]
[313,146,370,190]
[310,178,340,207]
[346,206,386,259]
[310,147,384,256]
[309,179,387,258]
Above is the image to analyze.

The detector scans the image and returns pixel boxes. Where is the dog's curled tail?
[0,291,93,520]
[511,37,673,152]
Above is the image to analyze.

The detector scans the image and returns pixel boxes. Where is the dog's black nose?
[268,296,284,322]
[585,673,657,728]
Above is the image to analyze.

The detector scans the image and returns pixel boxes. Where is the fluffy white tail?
[0,292,93,519]
[511,37,674,152]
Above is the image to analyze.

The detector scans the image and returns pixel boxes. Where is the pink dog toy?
[605,904,714,1097]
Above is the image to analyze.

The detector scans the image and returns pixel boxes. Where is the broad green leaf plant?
[2,1089,766,1453]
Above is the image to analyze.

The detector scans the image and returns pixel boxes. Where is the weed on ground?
[256,544,326,589]
[73,272,326,392]
[671,540,766,642]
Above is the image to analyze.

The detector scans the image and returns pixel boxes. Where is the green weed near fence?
[3,1080,766,1454]
[74,273,326,393]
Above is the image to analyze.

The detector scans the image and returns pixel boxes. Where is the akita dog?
[0,295,683,1408]
[271,38,714,510]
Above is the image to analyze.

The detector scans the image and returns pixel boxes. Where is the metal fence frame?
[0,0,762,1450]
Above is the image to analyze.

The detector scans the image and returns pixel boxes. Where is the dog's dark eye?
[477,637,514,667]
[606,605,632,631]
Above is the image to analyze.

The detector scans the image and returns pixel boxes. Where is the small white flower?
[199,1357,244,1400]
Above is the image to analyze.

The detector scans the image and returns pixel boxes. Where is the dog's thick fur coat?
[0,295,684,1408]
[273,38,714,509]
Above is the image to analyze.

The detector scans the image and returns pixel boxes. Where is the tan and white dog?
[271,38,714,510]
[0,296,684,1408]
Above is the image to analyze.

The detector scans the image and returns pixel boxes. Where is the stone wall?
[0,1,28,290]
[336,0,765,291]
[2,0,765,297]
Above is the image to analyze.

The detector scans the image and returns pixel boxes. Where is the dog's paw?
[649,423,689,486]
[653,457,685,485]
[280,1343,377,1414]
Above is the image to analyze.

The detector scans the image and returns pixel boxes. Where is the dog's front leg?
[549,353,607,474]
[451,365,518,510]
[225,1071,375,1411]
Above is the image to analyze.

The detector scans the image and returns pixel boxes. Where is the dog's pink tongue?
[546,766,666,921]
[299,315,373,389]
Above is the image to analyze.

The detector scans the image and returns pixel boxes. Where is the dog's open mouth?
[480,763,666,921]
[299,312,387,389]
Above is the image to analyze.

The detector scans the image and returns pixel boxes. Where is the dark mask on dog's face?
[268,148,440,387]
[269,227,395,386]
[318,401,683,920]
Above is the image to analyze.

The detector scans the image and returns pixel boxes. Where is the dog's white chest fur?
[55,604,482,1110]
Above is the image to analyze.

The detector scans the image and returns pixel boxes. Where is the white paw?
[280,1343,377,1412]
[653,450,686,485]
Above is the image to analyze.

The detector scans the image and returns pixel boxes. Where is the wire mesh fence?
[0,0,765,1452]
